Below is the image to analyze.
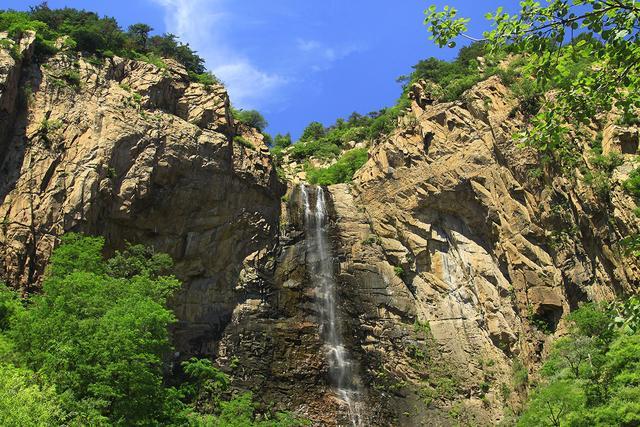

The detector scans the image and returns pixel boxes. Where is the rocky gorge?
[1,29,639,426]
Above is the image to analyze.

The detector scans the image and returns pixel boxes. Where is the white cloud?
[152,0,287,109]
[296,38,365,71]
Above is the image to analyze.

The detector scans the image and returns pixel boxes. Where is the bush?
[9,234,181,424]
[189,71,221,89]
[273,133,292,149]
[233,109,268,131]
[405,41,496,102]
[306,148,368,185]
[624,167,640,200]
[234,136,255,150]
[300,121,326,142]
[517,300,640,426]
[289,139,341,161]
[581,152,623,197]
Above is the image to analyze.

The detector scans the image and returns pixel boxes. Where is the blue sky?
[5,0,516,139]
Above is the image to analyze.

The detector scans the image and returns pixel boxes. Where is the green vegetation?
[233,108,268,131]
[424,1,640,258]
[289,137,341,161]
[517,299,640,426]
[0,234,303,425]
[581,151,623,198]
[622,168,640,255]
[270,133,292,162]
[413,319,431,337]
[511,359,529,392]
[362,234,381,246]
[306,148,368,185]
[394,266,404,277]
[288,107,408,162]
[0,3,215,83]
[0,363,67,426]
[189,71,221,89]
[234,135,256,150]
[398,41,499,102]
[425,1,640,173]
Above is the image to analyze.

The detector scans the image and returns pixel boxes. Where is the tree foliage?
[9,234,180,424]
[306,148,369,185]
[425,1,640,258]
[518,299,640,426]
[0,3,213,80]
[0,363,68,426]
[232,108,269,131]
[424,1,640,172]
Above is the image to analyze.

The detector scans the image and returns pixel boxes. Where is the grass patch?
[234,136,255,150]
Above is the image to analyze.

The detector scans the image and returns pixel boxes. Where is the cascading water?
[301,184,365,426]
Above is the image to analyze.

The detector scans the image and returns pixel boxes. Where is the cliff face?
[0,33,284,357]
[320,76,640,424]
[2,31,640,426]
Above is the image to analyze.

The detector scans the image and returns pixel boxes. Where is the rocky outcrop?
[318,76,640,424]
[0,31,35,162]
[0,33,284,359]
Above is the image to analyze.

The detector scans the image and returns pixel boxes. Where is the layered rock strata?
[320,76,640,424]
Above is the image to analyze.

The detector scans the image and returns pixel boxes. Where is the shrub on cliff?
[306,148,368,185]
[399,42,490,102]
[233,108,268,131]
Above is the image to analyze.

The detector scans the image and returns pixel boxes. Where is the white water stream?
[301,184,365,426]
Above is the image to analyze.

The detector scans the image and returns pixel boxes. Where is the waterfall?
[301,184,365,426]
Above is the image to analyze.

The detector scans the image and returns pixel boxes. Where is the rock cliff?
[0,32,284,359]
[1,30,639,426]
[317,76,640,424]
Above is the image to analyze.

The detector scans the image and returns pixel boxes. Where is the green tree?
[0,284,22,332]
[306,148,369,185]
[424,1,640,257]
[233,109,268,131]
[300,121,326,141]
[9,234,181,424]
[181,357,230,414]
[106,242,173,279]
[128,23,153,50]
[274,133,292,149]
[424,1,640,171]
[0,234,305,425]
[0,7,208,77]
[541,336,600,379]
[0,363,69,426]
[518,380,586,427]
[518,301,640,425]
